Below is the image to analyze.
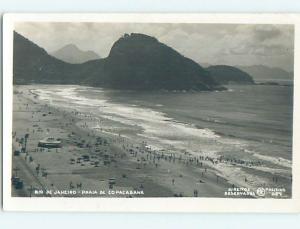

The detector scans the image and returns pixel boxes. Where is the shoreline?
[11,85,292,198]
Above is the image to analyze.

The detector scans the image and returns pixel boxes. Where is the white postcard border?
[2,13,300,212]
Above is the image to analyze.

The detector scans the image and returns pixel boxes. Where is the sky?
[15,22,294,71]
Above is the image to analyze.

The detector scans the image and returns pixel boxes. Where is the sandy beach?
[11,85,237,198]
[11,85,292,198]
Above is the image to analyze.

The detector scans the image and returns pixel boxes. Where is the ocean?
[28,84,293,194]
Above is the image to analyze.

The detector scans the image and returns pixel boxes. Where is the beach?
[11,85,292,198]
[12,85,235,198]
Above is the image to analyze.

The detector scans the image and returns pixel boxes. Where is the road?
[12,153,50,197]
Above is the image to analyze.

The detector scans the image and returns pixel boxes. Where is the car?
[14,150,20,156]
[15,180,24,189]
[11,176,23,189]
[11,176,20,185]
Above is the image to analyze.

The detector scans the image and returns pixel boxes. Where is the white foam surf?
[31,85,292,192]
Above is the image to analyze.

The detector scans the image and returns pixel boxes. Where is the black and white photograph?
[2,13,300,212]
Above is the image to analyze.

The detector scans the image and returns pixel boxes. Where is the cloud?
[14,22,294,71]
[254,26,282,41]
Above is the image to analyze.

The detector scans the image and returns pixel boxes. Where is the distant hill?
[51,44,100,64]
[236,65,293,83]
[13,32,224,91]
[13,31,76,84]
[206,65,255,85]
[94,33,223,90]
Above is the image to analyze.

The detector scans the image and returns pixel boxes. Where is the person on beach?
[77,182,82,189]
[194,189,198,197]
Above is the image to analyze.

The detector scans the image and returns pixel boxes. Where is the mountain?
[206,65,255,85]
[13,32,77,84]
[90,33,223,90]
[51,44,100,64]
[236,65,293,83]
[13,32,224,91]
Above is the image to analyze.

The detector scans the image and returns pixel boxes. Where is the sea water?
[28,84,293,194]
